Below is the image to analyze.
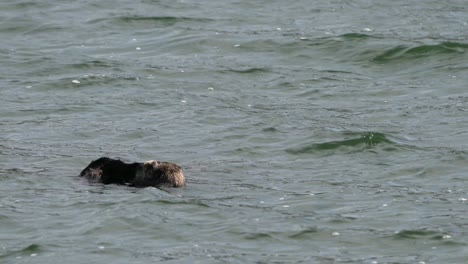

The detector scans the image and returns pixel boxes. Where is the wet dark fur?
[79,157,185,188]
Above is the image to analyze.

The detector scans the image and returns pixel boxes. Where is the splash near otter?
[79,157,185,187]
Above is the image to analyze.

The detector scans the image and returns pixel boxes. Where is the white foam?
[72,80,80,84]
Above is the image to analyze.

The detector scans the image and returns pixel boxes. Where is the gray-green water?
[1,1,468,263]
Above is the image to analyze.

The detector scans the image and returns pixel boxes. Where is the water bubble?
[207,87,214,91]
[442,235,451,239]
[363,28,373,32]
[459,198,467,202]
[30,254,37,257]
[233,44,241,48]
[136,47,141,50]
[332,231,340,236]
[98,246,105,250]
[282,205,290,208]
[181,100,187,103]
[72,80,80,84]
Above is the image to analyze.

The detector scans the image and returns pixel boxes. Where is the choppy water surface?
[1,1,467,263]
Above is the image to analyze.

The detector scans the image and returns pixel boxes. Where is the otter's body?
[80,157,185,188]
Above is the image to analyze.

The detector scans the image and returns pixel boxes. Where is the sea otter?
[80,157,185,187]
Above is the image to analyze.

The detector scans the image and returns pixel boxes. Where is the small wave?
[372,42,467,63]
[89,16,213,27]
[392,229,461,244]
[0,244,41,259]
[242,232,275,240]
[285,132,394,155]
[157,198,210,208]
[68,60,119,70]
[339,33,375,40]
[220,67,271,74]
[288,227,319,239]
[394,229,439,239]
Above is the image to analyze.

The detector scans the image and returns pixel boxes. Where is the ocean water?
[1,0,467,263]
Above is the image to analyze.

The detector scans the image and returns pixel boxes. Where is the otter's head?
[142,160,186,187]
